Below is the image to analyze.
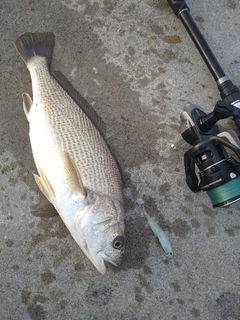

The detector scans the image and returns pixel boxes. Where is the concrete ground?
[1,0,240,319]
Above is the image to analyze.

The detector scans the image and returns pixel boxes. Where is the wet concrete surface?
[1,0,240,319]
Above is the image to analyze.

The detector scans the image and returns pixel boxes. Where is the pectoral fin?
[33,166,55,203]
[22,93,33,118]
[63,151,86,197]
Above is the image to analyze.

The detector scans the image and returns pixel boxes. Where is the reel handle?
[198,100,240,132]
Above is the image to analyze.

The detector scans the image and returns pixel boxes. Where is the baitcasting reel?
[167,0,240,208]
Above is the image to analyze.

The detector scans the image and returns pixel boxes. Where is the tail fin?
[15,32,55,67]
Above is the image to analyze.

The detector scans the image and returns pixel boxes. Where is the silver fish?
[15,32,125,274]
[137,198,173,258]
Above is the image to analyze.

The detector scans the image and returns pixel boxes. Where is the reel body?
[180,103,240,208]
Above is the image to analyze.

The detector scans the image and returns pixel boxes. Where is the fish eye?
[112,235,124,250]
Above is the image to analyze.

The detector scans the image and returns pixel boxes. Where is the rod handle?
[167,0,189,17]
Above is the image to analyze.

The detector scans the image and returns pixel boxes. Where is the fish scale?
[28,58,122,200]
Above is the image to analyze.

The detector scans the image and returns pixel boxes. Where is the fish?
[15,32,125,274]
[136,198,173,258]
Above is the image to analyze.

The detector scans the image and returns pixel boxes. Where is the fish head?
[73,191,125,274]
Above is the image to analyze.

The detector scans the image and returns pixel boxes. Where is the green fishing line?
[207,177,240,206]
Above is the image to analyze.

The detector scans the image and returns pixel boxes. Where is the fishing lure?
[136,198,173,258]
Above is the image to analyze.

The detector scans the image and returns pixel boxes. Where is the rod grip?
[167,0,189,17]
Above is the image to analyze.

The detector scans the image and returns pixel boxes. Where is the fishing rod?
[166,0,240,208]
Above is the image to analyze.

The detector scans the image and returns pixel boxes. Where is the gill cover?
[72,194,125,274]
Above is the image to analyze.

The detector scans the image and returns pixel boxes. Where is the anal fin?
[34,166,55,203]
[31,199,58,218]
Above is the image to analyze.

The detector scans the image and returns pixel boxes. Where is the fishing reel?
[166,0,240,208]
[179,101,240,208]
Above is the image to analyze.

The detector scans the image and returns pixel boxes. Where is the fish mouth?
[96,251,119,274]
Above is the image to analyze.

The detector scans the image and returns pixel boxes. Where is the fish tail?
[15,32,55,67]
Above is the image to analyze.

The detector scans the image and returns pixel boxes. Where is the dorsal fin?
[51,70,106,137]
